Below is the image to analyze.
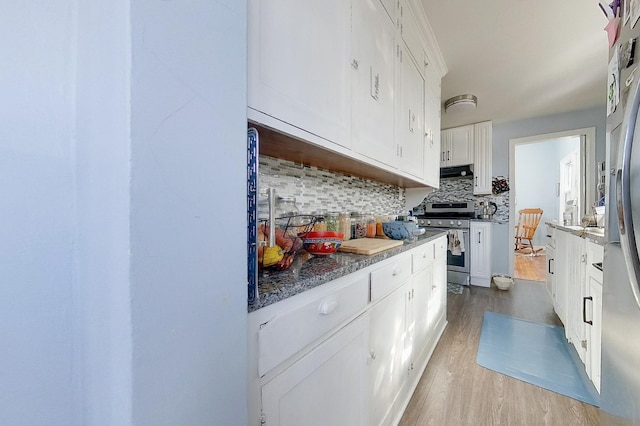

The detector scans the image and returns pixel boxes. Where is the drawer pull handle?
[392,267,400,276]
[318,299,338,315]
[422,252,427,259]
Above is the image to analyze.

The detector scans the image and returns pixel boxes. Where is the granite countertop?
[546,222,606,245]
[470,218,499,223]
[249,230,447,312]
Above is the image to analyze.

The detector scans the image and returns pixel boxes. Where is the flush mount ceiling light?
[444,94,478,113]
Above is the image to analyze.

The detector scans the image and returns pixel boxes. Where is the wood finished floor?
[514,251,547,282]
[399,280,600,426]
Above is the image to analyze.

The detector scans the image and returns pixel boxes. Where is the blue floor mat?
[477,311,600,406]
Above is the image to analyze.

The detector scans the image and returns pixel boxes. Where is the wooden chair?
[514,208,544,255]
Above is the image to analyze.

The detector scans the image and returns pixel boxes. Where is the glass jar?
[325,212,340,232]
[365,212,376,238]
[338,212,351,240]
[351,212,367,239]
[312,212,327,232]
[275,196,299,218]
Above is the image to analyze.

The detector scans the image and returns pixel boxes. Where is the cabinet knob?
[369,351,376,361]
[318,299,338,315]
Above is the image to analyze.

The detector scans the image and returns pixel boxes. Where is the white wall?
[74,1,133,424]
[491,107,606,275]
[129,1,248,425]
[1,1,248,424]
[0,3,76,424]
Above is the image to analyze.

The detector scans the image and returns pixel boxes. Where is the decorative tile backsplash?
[259,156,510,223]
[258,156,407,215]
[418,177,510,223]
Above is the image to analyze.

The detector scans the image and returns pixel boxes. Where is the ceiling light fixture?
[444,94,478,113]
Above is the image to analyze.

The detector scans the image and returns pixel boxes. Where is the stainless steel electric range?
[416,202,475,285]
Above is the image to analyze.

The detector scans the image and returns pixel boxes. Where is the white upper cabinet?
[423,51,441,188]
[248,0,352,148]
[399,1,425,77]
[379,0,397,23]
[352,0,397,168]
[397,42,425,179]
[441,125,474,167]
[248,0,447,188]
[473,121,493,195]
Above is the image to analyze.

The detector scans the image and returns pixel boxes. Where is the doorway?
[509,128,596,281]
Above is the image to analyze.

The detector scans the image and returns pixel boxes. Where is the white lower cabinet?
[262,313,369,426]
[249,236,448,426]
[470,221,492,287]
[584,240,603,392]
[369,282,410,425]
[546,244,556,301]
[565,233,587,362]
[551,227,604,392]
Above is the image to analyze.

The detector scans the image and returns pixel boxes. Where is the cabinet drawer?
[370,253,411,302]
[257,275,369,377]
[412,241,435,273]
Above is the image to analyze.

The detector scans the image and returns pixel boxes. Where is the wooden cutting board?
[338,238,404,255]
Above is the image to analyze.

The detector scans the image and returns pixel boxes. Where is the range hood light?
[444,94,478,113]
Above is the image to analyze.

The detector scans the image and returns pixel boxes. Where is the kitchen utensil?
[301,231,344,256]
[338,238,403,255]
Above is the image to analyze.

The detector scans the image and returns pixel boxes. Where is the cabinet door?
[546,245,556,302]
[248,0,352,148]
[470,222,492,287]
[432,246,447,325]
[352,0,397,167]
[369,283,408,426]
[379,0,396,23]
[566,234,586,362]
[440,129,451,167]
[262,314,369,426]
[473,121,492,195]
[397,43,424,179]
[586,272,602,393]
[423,63,441,188]
[410,264,432,369]
[399,0,424,76]
[447,125,474,166]
[554,232,570,325]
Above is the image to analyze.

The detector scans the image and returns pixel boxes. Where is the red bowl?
[301,231,344,256]
[301,231,344,239]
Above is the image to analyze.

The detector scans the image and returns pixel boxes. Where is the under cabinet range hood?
[440,165,473,179]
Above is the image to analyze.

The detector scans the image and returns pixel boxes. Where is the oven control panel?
[417,218,470,228]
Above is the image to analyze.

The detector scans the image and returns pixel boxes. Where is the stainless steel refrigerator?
[602,12,640,423]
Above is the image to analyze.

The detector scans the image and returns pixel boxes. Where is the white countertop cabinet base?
[550,226,603,392]
[261,314,369,426]
[470,221,492,287]
[249,236,448,426]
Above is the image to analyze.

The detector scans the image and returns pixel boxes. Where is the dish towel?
[448,230,465,256]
